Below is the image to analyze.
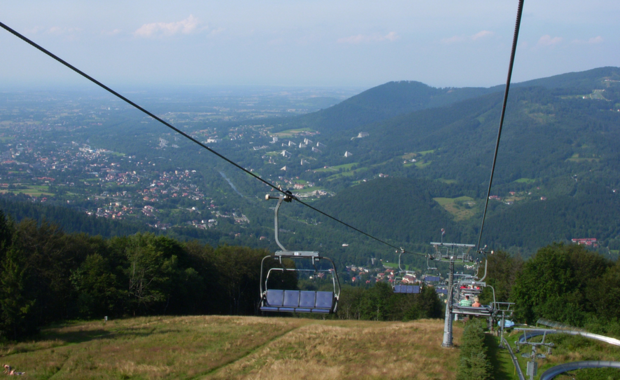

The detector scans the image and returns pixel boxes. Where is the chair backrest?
[283,290,300,308]
[265,289,284,307]
[299,291,316,308]
[394,285,420,294]
[315,291,334,309]
[261,289,334,313]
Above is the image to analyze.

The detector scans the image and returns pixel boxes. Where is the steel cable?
[475,0,525,252]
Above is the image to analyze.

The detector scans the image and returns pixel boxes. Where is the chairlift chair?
[421,255,442,284]
[451,281,495,318]
[259,193,341,314]
[392,249,421,294]
[430,242,476,262]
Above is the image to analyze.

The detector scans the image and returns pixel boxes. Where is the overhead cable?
[0,21,405,253]
[475,0,525,252]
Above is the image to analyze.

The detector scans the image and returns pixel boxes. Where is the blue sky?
[1,0,618,89]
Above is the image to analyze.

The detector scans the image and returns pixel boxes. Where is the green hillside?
[509,66,620,90]
[349,84,620,187]
[312,177,461,244]
[288,67,620,253]
[273,81,492,133]
[482,183,620,252]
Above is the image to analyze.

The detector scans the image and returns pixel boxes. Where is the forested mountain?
[273,81,492,133]
[353,85,620,186]
[509,66,620,91]
[311,178,461,244]
[482,183,620,252]
[282,66,620,254]
[271,67,620,136]
[2,67,620,259]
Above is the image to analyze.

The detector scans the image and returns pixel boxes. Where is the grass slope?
[0,316,462,380]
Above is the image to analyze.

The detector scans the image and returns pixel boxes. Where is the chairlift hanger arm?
[266,193,293,253]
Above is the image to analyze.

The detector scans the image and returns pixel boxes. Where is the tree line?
[0,209,444,341]
[0,209,299,340]
[480,243,620,336]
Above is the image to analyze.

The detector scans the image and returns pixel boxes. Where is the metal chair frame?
[259,194,341,314]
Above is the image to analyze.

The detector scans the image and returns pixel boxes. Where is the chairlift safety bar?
[274,250,320,258]
[430,243,476,247]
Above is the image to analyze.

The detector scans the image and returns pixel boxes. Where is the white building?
[344,151,353,157]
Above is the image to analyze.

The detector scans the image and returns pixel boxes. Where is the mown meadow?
[0,316,462,380]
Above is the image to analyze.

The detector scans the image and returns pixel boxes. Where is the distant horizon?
[1,65,617,96]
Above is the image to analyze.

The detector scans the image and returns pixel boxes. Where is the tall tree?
[0,246,36,339]
[512,243,610,325]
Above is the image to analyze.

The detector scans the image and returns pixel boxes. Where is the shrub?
[456,319,491,380]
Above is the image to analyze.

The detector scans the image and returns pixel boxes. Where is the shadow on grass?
[40,328,113,344]
[41,327,183,345]
[485,333,515,380]
[0,326,184,358]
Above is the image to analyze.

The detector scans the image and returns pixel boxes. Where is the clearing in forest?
[433,196,477,221]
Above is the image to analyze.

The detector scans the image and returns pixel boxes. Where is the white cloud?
[472,30,494,40]
[537,35,563,46]
[102,29,122,36]
[46,26,82,35]
[441,35,466,44]
[572,36,603,45]
[441,30,494,44]
[27,26,45,35]
[337,31,399,44]
[209,27,225,37]
[384,31,399,41]
[134,15,201,38]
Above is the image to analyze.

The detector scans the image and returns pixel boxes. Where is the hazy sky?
[2,0,618,89]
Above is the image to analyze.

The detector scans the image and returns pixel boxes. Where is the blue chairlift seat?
[452,304,493,316]
[425,276,441,282]
[393,285,420,294]
[436,288,448,295]
[260,289,335,313]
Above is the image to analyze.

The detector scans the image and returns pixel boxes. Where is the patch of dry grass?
[0,317,460,380]
[208,319,462,380]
